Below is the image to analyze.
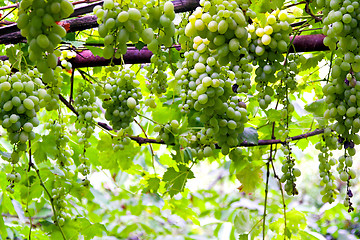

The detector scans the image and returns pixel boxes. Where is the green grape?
[23,98,34,110]
[127,97,137,109]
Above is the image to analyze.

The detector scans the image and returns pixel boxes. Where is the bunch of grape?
[145,0,176,50]
[94,0,175,59]
[337,153,356,211]
[175,0,254,156]
[39,66,63,111]
[144,0,176,96]
[322,0,360,149]
[176,51,248,155]
[179,128,216,160]
[44,121,73,167]
[100,69,142,131]
[6,171,21,194]
[247,9,299,109]
[74,83,99,147]
[94,0,145,59]
[316,141,338,203]
[154,120,179,144]
[17,0,74,79]
[183,0,252,66]
[0,61,43,163]
[279,144,301,195]
[144,50,169,95]
[51,175,74,225]
[113,135,131,151]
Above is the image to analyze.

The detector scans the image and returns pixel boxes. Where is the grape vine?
[0,0,359,238]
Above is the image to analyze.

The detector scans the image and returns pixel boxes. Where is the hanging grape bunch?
[0,61,46,192]
[100,68,142,131]
[17,0,74,71]
[176,0,252,156]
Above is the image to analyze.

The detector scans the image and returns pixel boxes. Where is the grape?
[127,97,137,109]
[164,1,174,15]
[23,98,35,110]
[141,28,154,44]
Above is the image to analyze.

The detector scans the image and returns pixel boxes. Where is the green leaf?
[135,41,145,50]
[236,164,263,194]
[97,133,136,171]
[305,99,326,117]
[265,109,284,122]
[239,234,249,240]
[0,196,8,236]
[143,177,160,193]
[234,211,254,234]
[238,127,259,145]
[119,223,138,238]
[6,46,22,70]
[63,40,84,48]
[85,46,103,57]
[251,0,284,13]
[33,135,58,163]
[162,165,195,197]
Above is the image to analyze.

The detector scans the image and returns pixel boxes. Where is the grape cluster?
[113,135,131,152]
[100,68,142,131]
[315,141,338,203]
[279,143,301,195]
[94,0,146,59]
[337,153,356,212]
[247,9,300,109]
[39,66,63,111]
[45,121,73,167]
[6,171,21,194]
[74,83,99,147]
[322,0,360,147]
[175,0,254,156]
[51,177,72,226]
[17,0,74,80]
[144,50,169,95]
[154,120,179,144]
[94,0,175,59]
[179,128,215,160]
[0,61,43,163]
[145,0,176,50]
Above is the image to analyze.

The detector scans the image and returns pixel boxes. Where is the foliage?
[0,0,359,239]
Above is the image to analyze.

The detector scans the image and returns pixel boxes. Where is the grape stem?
[0,3,18,11]
[69,67,75,104]
[263,159,270,240]
[305,1,322,22]
[31,164,67,240]
[134,119,157,175]
[26,146,33,240]
[0,7,16,23]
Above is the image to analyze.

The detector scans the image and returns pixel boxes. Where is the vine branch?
[57,92,325,148]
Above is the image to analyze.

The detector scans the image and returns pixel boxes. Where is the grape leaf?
[236,165,263,193]
[239,234,249,240]
[163,165,195,197]
[238,127,259,145]
[143,177,160,193]
[97,133,136,171]
[305,99,326,117]
[85,46,103,57]
[33,135,59,163]
[63,40,84,48]
[135,41,145,50]
[251,0,284,13]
